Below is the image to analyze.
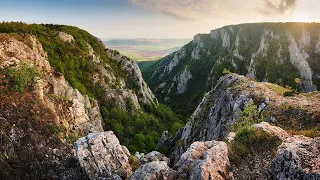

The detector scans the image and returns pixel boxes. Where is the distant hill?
[104,38,191,46]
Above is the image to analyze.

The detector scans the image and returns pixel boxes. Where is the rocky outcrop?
[253,122,290,140]
[210,28,231,48]
[105,48,157,105]
[168,74,253,163]
[58,31,75,43]
[74,131,132,179]
[158,73,320,164]
[132,141,231,180]
[129,161,174,180]
[174,68,193,94]
[0,33,104,135]
[135,151,170,166]
[162,46,186,75]
[174,141,232,180]
[286,31,316,92]
[270,136,320,180]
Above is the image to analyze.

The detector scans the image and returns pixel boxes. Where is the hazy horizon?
[1,0,320,39]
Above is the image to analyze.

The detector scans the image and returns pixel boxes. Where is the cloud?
[259,0,297,15]
[128,0,239,20]
[128,0,298,21]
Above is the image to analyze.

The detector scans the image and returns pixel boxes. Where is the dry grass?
[264,83,292,95]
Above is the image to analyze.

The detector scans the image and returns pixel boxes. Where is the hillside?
[155,73,320,179]
[0,22,183,179]
[141,23,320,116]
[69,73,319,179]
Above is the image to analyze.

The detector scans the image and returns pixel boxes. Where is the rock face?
[142,22,320,115]
[270,136,320,180]
[58,31,75,43]
[158,73,320,164]
[105,48,157,105]
[74,131,132,180]
[0,33,104,135]
[168,74,253,163]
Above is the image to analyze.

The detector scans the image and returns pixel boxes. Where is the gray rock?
[173,68,193,94]
[270,136,320,180]
[129,161,172,180]
[253,122,290,140]
[135,151,170,166]
[74,131,132,180]
[174,141,232,180]
[58,31,75,43]
[168,74,253,163]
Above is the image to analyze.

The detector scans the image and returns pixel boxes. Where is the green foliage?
[7,63,42,92]
[228,99,281,164]
[104,103,183,153]
[228,127,281,164]
[232,100,260,131]
[265,83,292,95]
[222,68,232,75]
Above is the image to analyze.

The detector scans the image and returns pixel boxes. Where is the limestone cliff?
[141,23,320,115]
[157,73,320,164]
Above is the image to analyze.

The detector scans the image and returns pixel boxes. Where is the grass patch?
[264,83,292,95]
[287,127,320,138]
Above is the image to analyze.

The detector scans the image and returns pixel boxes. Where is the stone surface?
[74,131,132,180]
[129,161,172,180]
[270,136,320,180]
[135,151,170,166]
[174,68,193,94]
[58,31,75,43]
[105,48,157,105]
[253,122,290,140]
[0,33,104,135]
[174,141,232,180]
[286,31,317,92]
[168,74,253,163]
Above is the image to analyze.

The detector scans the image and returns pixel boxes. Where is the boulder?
[129,161,174,180]
[270,136,320,180]
[135,151,170,166]
[253,122,290,140]
[174,141,232,180]
[74,131,132,179]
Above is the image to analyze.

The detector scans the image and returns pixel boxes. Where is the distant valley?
[104,38,190,61]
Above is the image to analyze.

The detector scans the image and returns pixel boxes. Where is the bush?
[8,63,42,92]
[232,100,259,131]
[283,90,297,97]
[228,127,281,164]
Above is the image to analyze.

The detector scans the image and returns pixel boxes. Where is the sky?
[0,0,319,39]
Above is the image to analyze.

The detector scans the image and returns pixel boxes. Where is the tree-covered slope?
[141,23,320,116]
[0,22,184,157]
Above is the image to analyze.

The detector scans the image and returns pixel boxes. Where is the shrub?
[228,127,281,164]
[222,68,232,75]
[232,100,259,131]
[7,63,42,92]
